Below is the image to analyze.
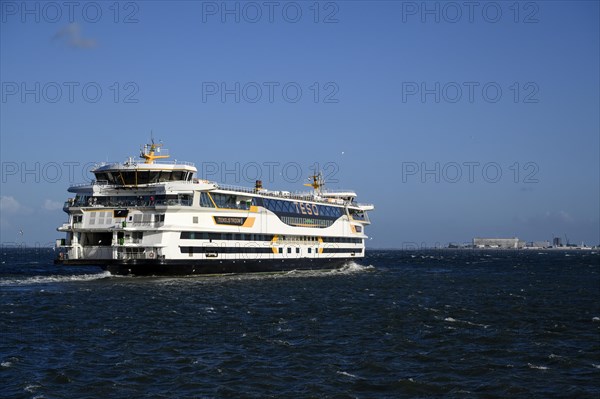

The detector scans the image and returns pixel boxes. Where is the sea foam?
[0,271,112,286]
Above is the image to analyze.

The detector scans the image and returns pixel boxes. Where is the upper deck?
[65,140,374,211]
[89,141,197,186]
[92,160,197,186]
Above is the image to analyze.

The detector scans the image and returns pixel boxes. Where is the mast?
[140,137,169,164]
[304,172,325,194]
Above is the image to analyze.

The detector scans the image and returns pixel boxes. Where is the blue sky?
[1,1,598,248]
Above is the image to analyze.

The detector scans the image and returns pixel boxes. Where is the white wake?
[0,271,113,286]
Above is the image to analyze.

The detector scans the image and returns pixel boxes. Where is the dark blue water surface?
[1,249,599,398]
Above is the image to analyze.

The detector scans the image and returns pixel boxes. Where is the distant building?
[553,237,563,247]
[534,241,550,248]
[473,237,524,249]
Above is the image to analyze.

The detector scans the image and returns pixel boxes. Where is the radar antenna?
[304,171,325,192]
[140,134,170,164]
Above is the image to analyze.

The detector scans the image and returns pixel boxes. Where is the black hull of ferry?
[55,257,355,276]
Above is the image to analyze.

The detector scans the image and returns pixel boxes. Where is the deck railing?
[216,184,357,205]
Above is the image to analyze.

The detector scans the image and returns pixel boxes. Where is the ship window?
[95,172,108,182]
[296,248,300,254]
[172,171,184,181]
[136,171,149,185]
[199,192,214,208]
[123,172,137,185]
[148,172,160,184]
[287,247,291,254]
[211,193,248,209]
[278,248,283,254]
[308,248,312,253]
[193,216,198,224]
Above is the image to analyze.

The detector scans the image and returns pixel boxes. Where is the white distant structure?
[473,237,524,249]
[531,241,551,248]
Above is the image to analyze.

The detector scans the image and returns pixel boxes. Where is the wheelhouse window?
[94,169,192,186]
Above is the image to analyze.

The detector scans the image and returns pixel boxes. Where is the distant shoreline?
[365,247,599,251]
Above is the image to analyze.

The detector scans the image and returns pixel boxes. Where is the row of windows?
[131,213,165,223]
[278,235,318,242]
[180,246,273,254]
[197,193,348,225]
[281,216,333,228]
[322,248,364,253]
[211,193,252,210]
[73,195,192,207]
[260,198,343,219]
[179,246,363,254]
[321,237,362,244]
[275,247,359,254]
[180,232,274,241]
[180,231,363,244]
[94,170,192,185]
[88,211,113,226]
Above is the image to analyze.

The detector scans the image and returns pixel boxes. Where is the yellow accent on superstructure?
[318,237,324,254]
[249,206,258,213]
[242,217,255,228]
[304,172,325,191]
[207,192,218,208]
[141,142,169,164]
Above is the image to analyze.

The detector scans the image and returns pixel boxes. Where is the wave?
[0,271,113,286]
[527,363,549,370]
[256,261,374,278]
[335,261,375,274]
[337,370,360,379]
[0,261,375,287]
[443,316,490,328]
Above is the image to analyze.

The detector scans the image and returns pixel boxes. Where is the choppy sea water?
[1,249,599,398]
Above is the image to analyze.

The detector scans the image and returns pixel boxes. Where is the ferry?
[54,140,374,275]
